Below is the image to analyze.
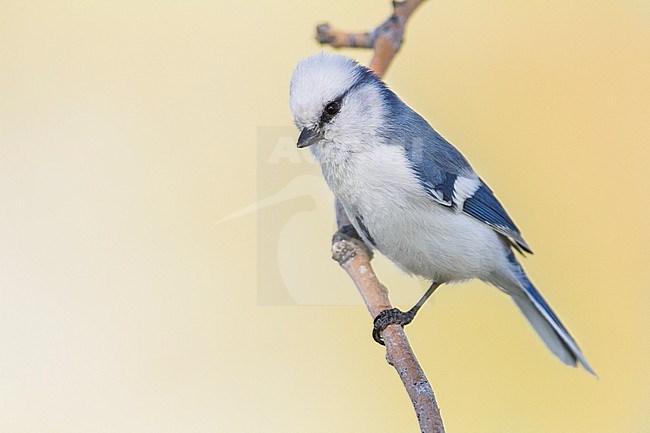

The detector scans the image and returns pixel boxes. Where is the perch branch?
[332,236,444,433]
[318,1,445,433]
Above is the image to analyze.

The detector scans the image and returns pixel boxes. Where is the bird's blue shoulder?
[382,92,471,189]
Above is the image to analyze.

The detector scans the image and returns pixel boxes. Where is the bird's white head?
[289,53,388,153]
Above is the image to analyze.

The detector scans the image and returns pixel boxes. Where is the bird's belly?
[319,143,503,282]
[346,195,502,283]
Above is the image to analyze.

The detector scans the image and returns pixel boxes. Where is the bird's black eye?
[324,101,341,117]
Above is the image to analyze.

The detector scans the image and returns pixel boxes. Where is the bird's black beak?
[297,127,320,148]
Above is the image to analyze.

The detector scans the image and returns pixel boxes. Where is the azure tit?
[289,52,594,374]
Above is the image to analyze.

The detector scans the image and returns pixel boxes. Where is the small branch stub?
[316,24,374,49]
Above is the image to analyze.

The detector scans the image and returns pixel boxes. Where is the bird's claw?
[334,224,362,241]
[372,308,415,345]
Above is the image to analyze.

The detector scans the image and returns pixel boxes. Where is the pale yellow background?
[1,1,649,432]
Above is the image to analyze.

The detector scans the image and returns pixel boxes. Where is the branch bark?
[318,2,446,432]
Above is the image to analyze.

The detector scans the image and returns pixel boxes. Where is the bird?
[289,52,595,375]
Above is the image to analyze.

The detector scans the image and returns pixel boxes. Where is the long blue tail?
[507,257,596,375]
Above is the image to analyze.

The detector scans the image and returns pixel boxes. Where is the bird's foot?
[372,282,442,345]
[336,224,362,240]
[372,308,416,345]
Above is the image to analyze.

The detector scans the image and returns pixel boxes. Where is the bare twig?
[317,0,426,75]
[318,1,446,433]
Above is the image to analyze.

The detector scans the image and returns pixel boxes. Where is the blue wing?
[462,180,532,254]
[411,167,533,254]
[390,95,532,253]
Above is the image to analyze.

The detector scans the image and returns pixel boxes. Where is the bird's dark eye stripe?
[321,99,342,123]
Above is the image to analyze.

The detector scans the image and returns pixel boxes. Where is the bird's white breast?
[312,142,505,283]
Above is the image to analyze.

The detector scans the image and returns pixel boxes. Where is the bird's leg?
[372,282,441,345]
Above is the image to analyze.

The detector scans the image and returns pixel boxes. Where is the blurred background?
[1,1,649,432]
